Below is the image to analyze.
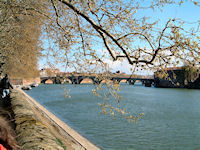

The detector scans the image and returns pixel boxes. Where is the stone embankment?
[9,89,100,150]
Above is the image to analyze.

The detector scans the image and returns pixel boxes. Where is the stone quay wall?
[10,89,100,150]
[11,77,41,86]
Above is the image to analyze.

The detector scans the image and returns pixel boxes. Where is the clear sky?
[39,1,200,75]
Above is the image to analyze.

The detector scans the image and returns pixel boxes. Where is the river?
[26,83,200,150]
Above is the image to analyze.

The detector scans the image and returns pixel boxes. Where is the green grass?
[56,138,67,150]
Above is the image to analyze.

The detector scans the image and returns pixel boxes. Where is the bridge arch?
[119,79,128,84]
[43,79,54,84]
[61,78,72,84]
[80,78,93,84]
[101,79,113,84]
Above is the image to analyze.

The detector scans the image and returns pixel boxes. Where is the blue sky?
[137,1,199,22]
[39,1,200,75]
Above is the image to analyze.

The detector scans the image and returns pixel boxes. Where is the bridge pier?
[53,78,61,84]
[89,77,102,85]
[128,79,136,85]
[112,79,120,84]
[143,80,153,87]
[93,80,102,85]
[68,77,79,84]
[41,80,46,84]
[71,79,79,84]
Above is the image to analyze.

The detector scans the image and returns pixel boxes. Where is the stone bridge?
[40,74,154,87]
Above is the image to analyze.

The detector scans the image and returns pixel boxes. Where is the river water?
[26,84,200,150]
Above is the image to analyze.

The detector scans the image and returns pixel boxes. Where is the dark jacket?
[0,77,13,89]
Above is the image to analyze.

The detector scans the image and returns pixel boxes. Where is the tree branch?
[117,32,155,51]
[58,0,134,64]
[76,14,86,56]
[158,19,171,48]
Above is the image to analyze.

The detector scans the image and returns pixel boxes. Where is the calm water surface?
[26,84,200,150]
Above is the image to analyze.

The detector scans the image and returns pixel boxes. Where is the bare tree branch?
[58,0,134,64]
[117,32,155,51]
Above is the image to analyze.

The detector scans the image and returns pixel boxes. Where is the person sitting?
[0,117,19,150]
